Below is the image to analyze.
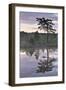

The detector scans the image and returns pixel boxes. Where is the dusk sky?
[19,11,58,33]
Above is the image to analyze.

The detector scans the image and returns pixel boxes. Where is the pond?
[20,48,58,78]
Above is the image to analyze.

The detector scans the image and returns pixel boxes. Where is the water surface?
[20,48,58,78]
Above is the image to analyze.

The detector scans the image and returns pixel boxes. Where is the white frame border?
[15,6,63,84]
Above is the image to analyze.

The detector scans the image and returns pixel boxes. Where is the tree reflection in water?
[21,48,57,73]
[22,48,40,60]
[36,58,57,73]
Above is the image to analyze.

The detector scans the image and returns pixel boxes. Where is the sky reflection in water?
[20,48,58,78]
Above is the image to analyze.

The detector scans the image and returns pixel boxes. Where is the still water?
[20,48,58,78]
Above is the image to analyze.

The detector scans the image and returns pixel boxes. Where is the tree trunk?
[47,27,49,66]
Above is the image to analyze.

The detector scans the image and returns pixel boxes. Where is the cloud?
[20,23,46,33]
[20,20,58,33]
[20,23,38,32]
[20,12,58,25]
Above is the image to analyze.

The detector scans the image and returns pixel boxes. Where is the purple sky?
[19,11,58,33]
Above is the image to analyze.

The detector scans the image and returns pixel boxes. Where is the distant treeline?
[20,31,58,49]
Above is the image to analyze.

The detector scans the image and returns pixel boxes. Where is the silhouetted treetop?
[36,17,56,33]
